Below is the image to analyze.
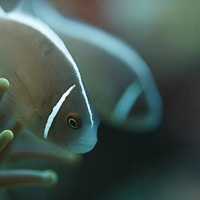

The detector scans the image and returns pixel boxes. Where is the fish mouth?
[68,138,97,153]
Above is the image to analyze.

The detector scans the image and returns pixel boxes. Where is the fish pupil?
[68,118,78,129]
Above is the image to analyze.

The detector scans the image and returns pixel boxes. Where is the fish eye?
[66,113,81,129]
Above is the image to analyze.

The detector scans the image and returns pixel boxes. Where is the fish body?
[32,0,162,132]
[0,1,99,153]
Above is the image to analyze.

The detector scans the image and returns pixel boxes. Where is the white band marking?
[44,84,76,139]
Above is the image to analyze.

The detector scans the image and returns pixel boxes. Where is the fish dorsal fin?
[12,0,35,17]
[0,6,5,16]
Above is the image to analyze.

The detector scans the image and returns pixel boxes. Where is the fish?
[0,0,99,153]
[32,0,163,132]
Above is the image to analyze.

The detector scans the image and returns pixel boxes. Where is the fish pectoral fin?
[13,106,36,128]
[8,68,34,104]
[4,68,37,127]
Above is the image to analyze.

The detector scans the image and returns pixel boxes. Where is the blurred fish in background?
[0,0,200,200]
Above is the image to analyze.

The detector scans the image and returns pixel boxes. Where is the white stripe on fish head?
[44,84,76,139]
[2,8,94,129]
